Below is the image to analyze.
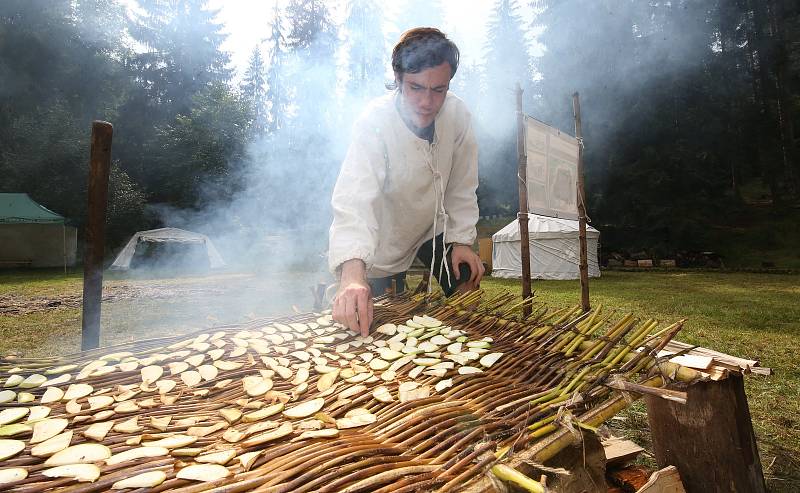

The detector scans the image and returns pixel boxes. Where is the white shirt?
[328,91,479,278]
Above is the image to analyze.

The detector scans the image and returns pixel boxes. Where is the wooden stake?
[572,93,590,313]
[516,83,532,316]
[81,121,113,350]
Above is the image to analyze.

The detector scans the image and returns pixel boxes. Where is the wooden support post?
[645,374,767,493]
[516,83,532,317]
[572,92,590,313]
[81,121,113,351]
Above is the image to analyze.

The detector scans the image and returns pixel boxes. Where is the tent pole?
[81,121,113,350]
[572,93,590,313]
[516,83,532,317]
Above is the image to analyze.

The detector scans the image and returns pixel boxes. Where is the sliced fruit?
[111,470,167,489]
[458,366,483,375]
[29,418,68,444]
[0,439,25,460]
[45,443,111,466]
[42,464,100,482]
[106,446,169,466]
[140,365,163,384]
[26,405,51,422]
[336,413,376,429]
[196,449,236,465]
[181,370,202,388]
[63,383,93,401]
[83,420,115,441]
[241,422,293,447]
[19,374,47,389]
[177,463,231,482]
[243,402,284,422]
[480,352,503,368]
[283,398,325,419]
[0,408,28,425]
[238,450,262,471]
[316,369,339,392]
[87,395,114,411]
[373,386,394,403]
[0,467,27,484]
[31,430,72,457]
[114,416,142,433]
[142,434,197,449]
[0,424,30,437]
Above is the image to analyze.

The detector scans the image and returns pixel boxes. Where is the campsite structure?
[0,193,77,269]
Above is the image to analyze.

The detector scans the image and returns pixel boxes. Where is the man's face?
[397,61,452,129]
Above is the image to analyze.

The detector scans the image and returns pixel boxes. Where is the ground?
[0,268,798,491]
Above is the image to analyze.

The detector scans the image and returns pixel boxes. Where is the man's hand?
[451,244,485,291]
[332,259,373,336]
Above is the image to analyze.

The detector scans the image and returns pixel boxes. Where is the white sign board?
[524,116,580,220]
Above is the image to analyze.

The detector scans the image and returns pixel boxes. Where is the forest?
[1,0,798,267]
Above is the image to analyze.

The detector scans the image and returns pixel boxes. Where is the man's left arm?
[443,112,484,288]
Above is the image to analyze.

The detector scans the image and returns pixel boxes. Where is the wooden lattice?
[0,291,692,492]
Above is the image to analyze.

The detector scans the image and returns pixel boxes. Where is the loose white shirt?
[328,91,479,278]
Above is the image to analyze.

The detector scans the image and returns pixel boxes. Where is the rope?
[425,139,452,295]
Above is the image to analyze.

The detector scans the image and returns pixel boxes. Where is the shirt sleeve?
[328,118,386,274]
[443,107,479,246]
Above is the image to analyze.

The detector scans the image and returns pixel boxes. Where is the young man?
[329,28,484,335]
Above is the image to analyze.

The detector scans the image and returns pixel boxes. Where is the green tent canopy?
[0,193,66,224]
[0,193,76,268]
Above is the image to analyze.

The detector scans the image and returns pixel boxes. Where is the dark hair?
[391,27,459,81]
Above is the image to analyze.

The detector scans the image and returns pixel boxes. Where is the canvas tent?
[0,193,77,268]
[111,228,225,270]
[491,214,600,280]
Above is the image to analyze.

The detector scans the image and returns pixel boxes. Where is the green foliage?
[150,84,252,207]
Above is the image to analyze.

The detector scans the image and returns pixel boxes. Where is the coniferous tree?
[264,3,288,133]
[128,0,231,117]
[344,0,387,101]
[241,45,268,137]
[478,0,533,214]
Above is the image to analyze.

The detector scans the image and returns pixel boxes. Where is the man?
[329,28,484,336]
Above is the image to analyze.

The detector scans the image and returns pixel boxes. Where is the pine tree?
[343,0,386,101]
[240,45,268,137]
[128,0,231,116]
[284,0,339,134]
[264,3,288,133]
[483,0,532,121]
[478,0,533,213]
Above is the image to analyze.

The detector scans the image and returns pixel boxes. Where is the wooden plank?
[603,437,644,466]
[645,374,767,493]
[636,466,685,493]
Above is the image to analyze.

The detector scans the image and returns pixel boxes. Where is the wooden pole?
[572,93,590,313]
[516,83,532,316]
[81,121,113,350]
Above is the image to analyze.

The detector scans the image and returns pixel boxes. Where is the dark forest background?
[1,0,798,268]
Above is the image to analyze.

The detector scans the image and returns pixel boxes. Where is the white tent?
[111,228,225,270]
[491,215,600,280]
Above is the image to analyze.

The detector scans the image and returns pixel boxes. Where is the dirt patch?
[0,283,228,315]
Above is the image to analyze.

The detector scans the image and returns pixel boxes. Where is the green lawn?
[1,268,798,489]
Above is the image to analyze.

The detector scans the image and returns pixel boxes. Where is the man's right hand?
[332,259,373,336]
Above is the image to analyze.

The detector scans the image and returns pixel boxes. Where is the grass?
[480,271,800,492]
[1,268,798,490]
